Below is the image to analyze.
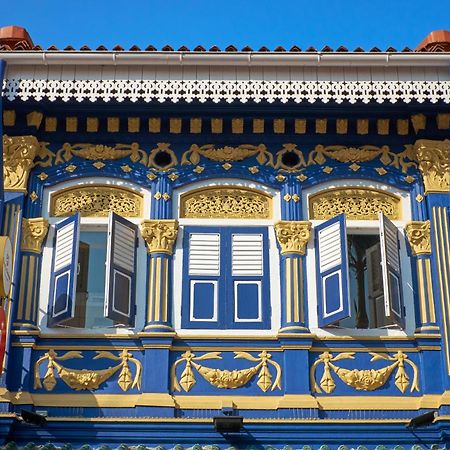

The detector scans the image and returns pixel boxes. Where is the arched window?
[39,178,150,331]
[173,180,281,333]
[303,179,414,335]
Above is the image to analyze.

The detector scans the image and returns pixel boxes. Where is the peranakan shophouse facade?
[0,26,449,448]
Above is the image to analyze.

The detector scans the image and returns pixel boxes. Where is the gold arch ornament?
[180,186,272,219]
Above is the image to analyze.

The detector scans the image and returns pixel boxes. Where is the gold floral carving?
[310,351,419,394]
[21,218,49,254]
[273,143,416,174]
[181,143,274,166]
[275,221,312,256]
[180,187,272,219]
[309,188,401,220]
[50,186,143,218]
[414,139,450,193]
[34,349,142,392]
[405,221,431,255]
[171,350,281,393]
[55,142,148,165]
[2,135,54,191]
[140,220,178,255]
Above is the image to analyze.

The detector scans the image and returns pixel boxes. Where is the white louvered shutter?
[232,234,263,276]
[48,213,80,326]
[104,212,138,326]
[315,213,351,326]
[379,212,405,327]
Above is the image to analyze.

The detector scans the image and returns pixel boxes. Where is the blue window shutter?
[379,212,405,328]
[182,230,222,328]
[104,212,138,326]
[48,213,80,326]
[229,230,270,329]
[316,213,351,327]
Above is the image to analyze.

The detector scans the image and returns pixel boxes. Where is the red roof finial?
[0,25,33,50]
[416,30,450,52]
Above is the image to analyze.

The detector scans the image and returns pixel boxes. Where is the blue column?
[0,59,6,232]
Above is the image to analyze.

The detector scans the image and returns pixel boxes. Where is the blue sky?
[1,0,449,51]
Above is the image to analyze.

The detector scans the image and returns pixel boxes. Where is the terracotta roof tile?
[0,26,448,54]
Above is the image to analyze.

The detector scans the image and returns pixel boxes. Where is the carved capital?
[21,218,49,254]
[405,221,431,256]
[275,221,312,256]
[140,220,178,255]
[3,134,39,192]
[414,139,450,193]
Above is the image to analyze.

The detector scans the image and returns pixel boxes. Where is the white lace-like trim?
[3,78,450,104]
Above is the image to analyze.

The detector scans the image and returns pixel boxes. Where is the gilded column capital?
[405,221,431,256]
[414,139,450,194]
[21,218,49,254]
[140,219,179,255]
[3,134,40,192]
[275,221,312,256]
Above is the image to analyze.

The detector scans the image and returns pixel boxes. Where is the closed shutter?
[104,212,138,326]
[315,213,351,327]
[183,231,221,326]
[231,233,264,324]
[379,212,405,328]
[48,213,80,326]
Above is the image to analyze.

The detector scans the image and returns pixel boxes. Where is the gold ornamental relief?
[181,187,272,219]
[50,185,143,218]
[405,221,431,255]
[309,188,401,221]
[310,351,419,394]
[21,218,49,254]
[414,139,450,193]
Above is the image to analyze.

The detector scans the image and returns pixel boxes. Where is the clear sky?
[1,0,449,51]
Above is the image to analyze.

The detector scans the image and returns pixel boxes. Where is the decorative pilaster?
[140,220,178,331]
[14,217,48,329]
[405,221,438,334]
[275,221,312,333]
[414,139,450,194]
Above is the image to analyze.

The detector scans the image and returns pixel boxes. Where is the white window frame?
[172,178,281,337]
[38,177,150,335]
[303,179,415,337]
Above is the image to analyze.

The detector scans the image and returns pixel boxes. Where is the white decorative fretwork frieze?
[3,79,449,104]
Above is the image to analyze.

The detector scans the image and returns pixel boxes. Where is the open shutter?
[316,213,351,327]
[104,212,138,326]
[48,213,80,326]
[379,212,405,328]
[230,230,269,329]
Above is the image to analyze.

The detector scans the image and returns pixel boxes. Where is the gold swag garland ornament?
[310,351,419,394]
[171,350,282,393]
[34,349,142,392]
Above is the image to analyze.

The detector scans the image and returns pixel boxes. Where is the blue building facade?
[0,26,449,448]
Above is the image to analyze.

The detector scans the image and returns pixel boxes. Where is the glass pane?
[72,231,113,328]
